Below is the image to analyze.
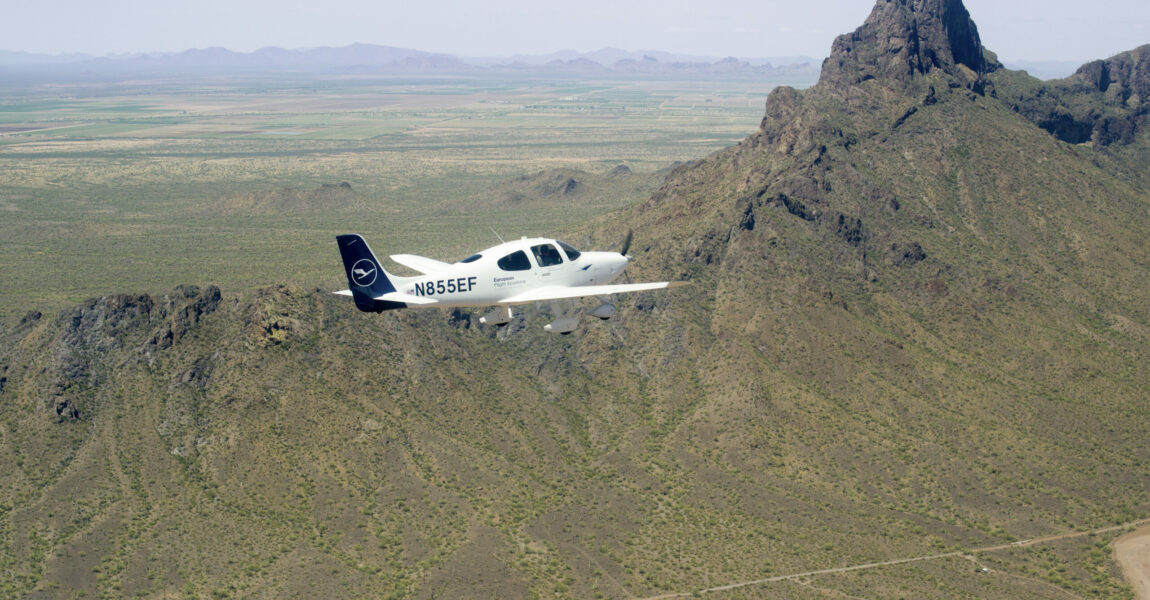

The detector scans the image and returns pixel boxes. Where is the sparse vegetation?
[3,1,1150,598]
[0,74,779,319]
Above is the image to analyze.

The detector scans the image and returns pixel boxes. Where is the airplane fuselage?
[395,237,628,307]
[335,233,684,331]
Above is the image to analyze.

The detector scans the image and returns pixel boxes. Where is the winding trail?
[637,518,1150,600]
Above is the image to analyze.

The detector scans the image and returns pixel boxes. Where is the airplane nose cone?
[584,251,631,283]
[611,253,630,278]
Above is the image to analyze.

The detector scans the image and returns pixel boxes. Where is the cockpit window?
[531,243,564,267]
[460,253,482,264]
[497,250,531,271]
[557,241,581,262]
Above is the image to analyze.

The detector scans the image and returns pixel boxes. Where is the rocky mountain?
[821,0,994,92]
[995,44,1150,147]
[3,0,1149,598]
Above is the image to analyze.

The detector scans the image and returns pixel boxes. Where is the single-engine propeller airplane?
[334,232,687,334]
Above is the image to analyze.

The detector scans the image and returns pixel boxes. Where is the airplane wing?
[332,290,439,305]
[390,254,452,274]
[500,281,689,304]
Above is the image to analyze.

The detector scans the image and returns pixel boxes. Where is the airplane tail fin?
[336,234,404,312]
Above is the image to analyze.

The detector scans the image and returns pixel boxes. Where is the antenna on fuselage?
[489,226,506,244]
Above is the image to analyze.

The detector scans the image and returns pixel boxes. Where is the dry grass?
[0,73,783,319]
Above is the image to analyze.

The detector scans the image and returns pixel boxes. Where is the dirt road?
[638,519,1150,600]
[1115,526,1150,600]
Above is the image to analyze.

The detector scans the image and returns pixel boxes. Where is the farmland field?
[0,72,803,318]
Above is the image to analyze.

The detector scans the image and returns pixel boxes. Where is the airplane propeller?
[619,229,633,258]
[617,229,635,285]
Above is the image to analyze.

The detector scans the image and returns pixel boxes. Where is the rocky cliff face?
[994,44,1150,146]
[1072,45,1150,102]
[686,0,995,280]
[819,0,998,93]
[6,285,221,423]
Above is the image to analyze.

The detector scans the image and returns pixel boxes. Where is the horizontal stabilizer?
[377,291,438,305]
[390,254,452,274]
[332,289,438,305]
[500,281,689,304]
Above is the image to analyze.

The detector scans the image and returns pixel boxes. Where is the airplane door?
[530,243,565,284]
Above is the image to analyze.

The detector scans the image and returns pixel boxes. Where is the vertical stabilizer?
[336,234,405,312]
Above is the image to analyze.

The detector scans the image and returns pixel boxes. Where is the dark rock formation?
[147,285,222,352]
[448,308,472,330]
[820,0,998,93]
[46,285,222,421]
[995,45,1150,146]
[890,242,927,265]
[55,397,79,422]
[59,293,156,352]
[19,310,41,328]
[687,0,1023,288]
[1071,45,1150,103]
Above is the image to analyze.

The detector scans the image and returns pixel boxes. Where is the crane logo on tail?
[350,259,377,287]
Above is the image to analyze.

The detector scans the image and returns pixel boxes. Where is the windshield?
[557,241,581,261]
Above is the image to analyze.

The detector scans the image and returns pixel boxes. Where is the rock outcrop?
[48,285,221,421]
[1072,45,1150,103]
[995,44,1150,146]
[819,0,998,93]
[147,284,222,352]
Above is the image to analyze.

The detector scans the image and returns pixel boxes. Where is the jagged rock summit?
[1073,44,1150,99]
[995,43,1150,146]
[749,0,1007,167]
[820,0,999,93]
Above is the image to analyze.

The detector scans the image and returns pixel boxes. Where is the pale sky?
[5,0,1149,63]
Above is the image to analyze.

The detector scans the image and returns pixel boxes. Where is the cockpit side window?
[497,250,531,271]
[531,243,564,267]
[557,241,581,262]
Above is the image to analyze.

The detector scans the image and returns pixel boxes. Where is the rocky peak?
[44,285,222,421]
[820,0,996,91]
[1071,44,1150,105]
[993,45,1149,147]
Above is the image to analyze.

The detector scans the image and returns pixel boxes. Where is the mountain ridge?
[3,0,1149,597]
[994,43,1150,147]
[0,43,820,79]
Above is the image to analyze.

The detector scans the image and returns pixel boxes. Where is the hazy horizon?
[6,0,1149,64]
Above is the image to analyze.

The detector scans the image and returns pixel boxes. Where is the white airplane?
[334,233,687,334]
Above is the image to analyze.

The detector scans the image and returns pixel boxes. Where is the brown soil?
[1115,526,1150,600]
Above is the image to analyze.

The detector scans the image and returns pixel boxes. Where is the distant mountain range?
[0,43,821,79]
[0,44,1086,80]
